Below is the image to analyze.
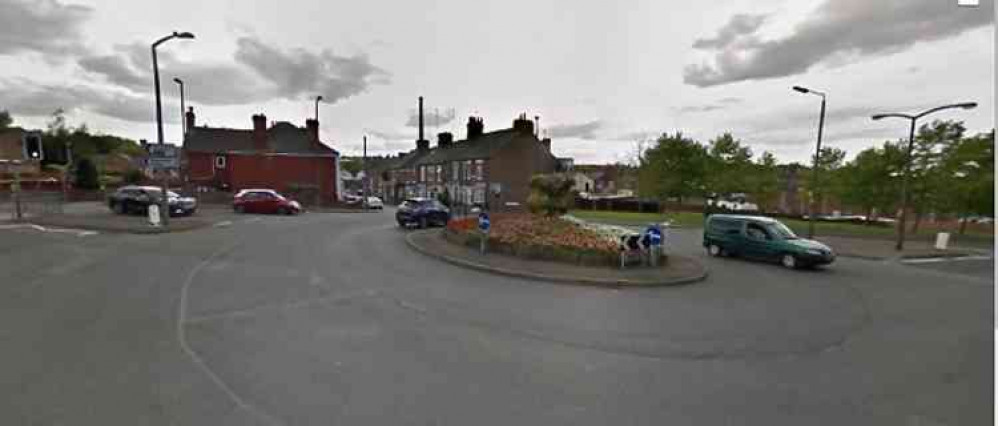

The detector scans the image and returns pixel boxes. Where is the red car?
[233,189,303,215]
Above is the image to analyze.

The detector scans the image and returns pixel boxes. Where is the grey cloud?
[546,120,602,139]
[79,43,271,106]
[235,37,391,103]
[691,14,767,49]
[0,0,91,55]
[406,108,455,127]
[684,0,994,87]
[0,80,176,124]
[367,129,413,141]
[677,97,744,113]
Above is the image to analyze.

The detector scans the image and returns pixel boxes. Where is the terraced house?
[375,113,568,212]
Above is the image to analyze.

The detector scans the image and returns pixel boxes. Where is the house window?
[472,159,485,181]
[451,161,459,182]
[461,160,471,182]
[435,165,444,182]
[419,166,426,182]
[215,155,226,169]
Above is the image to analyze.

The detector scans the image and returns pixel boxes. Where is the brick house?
[182,108,341,204]
[0,128,42,175]
[376,114,562,211]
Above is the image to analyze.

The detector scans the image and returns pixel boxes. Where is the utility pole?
[152,31,195,226]
[362,135,368,210]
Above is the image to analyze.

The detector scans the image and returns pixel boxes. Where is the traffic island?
[405,228,708,287]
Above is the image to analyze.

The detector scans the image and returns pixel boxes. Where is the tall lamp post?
[152,31,195,226]
[792,85,826,239]
[172,77,186,138]
[871,102,977,251]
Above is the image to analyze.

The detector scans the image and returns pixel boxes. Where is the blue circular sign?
[645,225,663,246]
[478,212,491,231]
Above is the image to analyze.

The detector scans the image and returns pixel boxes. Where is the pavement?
[405,229,707,286]
[0,209,992,425]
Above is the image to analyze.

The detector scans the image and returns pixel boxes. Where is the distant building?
[182,108,341,204]
[376,109,562,211]
[0,128,42,175]
[571,172,595,194]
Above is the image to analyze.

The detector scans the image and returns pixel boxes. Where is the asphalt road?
[0,211,992,425]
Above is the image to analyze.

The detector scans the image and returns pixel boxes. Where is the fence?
[1,191,65,219]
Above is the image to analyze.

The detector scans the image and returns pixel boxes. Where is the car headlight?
[290,201,301,208]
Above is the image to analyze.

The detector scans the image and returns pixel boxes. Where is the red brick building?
[182,108,341,204]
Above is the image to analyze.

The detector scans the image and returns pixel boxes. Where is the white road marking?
[176,242,285,426]
[0,223,97,237]
[212,220,233,228]
[901,255,993,264]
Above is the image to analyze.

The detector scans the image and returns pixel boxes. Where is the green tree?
[122,168,145,185]
[938,130,994,233]
[747,151,781,212]
[704,132,753,195]
[804,146,846,213]
[340,158,363,175]
[838,141,905,222]
[0,110,12,131]
[908,120,966,232]
[638,132,707,204]
[527,173,575,216]
[74,157,100,190]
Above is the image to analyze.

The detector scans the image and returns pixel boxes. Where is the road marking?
[213,220,233,228]
[0,223,97,237]
[901,255,993,264]
[176,242,285,426]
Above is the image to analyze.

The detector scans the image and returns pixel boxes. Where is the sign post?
[147,145,179,227]
[478,212,490,255]
[644,224,664,266]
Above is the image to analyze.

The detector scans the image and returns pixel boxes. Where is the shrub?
[527,173,575,217]
[74,158,99,189]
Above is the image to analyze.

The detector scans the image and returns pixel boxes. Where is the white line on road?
[212,220,233,228]
[901,255,993,264]
[0,223,98,237]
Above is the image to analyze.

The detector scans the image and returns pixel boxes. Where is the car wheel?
[707,244,723,257]
[234,205,245,214]
[277,207,289,215]
[781,253,798,269]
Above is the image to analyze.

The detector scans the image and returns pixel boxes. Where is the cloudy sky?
[0,0,993,164]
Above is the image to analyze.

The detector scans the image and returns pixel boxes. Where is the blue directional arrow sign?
[478,212,491,233]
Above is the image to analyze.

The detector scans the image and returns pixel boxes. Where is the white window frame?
[215,155,226,169]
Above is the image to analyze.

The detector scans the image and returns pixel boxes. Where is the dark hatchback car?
[703,214,835,269]
[107,186,197,217]
[396,198,450,228]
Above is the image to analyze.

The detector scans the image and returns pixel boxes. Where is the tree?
[804,146,846,213]
[908,120,966,232]
[74,158,99,190]
[340,158,363,175]
[638,132,707,204]
[122,168,145,185]
[837,141,904,222]
[527,173,575,217]
[0,110,12,131]
[747,151,781,212]
[704,132,753,195]
[938,129,994,233]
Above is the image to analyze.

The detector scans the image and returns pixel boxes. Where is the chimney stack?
[185,107,196,134]
[416,96,430,150]
[306,118,320,149]
[252,114,268,151]
[437,132,454,148]
[512,113,534,136]
[541,138,551,152]
[466,116,484,139]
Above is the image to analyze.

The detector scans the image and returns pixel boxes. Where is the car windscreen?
[765,222,798,240]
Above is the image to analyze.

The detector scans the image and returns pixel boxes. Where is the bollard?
[934,232,950,250]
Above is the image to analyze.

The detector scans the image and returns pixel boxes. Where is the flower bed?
[444,214,620,267]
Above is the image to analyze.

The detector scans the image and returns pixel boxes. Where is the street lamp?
[172,77,185,138]
[314,95,323,122]
[792,85,827,239]
[152,31,195,226]
[871,102,977,251]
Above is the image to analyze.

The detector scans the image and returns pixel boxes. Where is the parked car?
[233,189,302,215]
[703,214,835,269]
[365,196,384,210]
[396,198,450,228]
[107,185,197,217]
[343,194,363,205]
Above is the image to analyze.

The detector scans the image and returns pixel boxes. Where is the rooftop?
[183,121,339,156]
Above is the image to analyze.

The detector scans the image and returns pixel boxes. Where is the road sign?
[644,225,663,247]
[478,212,490,233]
[147,144,180,170]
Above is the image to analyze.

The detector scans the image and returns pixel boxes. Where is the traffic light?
[22,132,43,161]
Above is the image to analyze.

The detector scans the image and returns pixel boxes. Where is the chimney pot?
[306,118,320,149]
[437,132,454,148]
[185,107,196,134]
[466,116,484,139]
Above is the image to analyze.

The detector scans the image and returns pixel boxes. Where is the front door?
[743,222,777,260]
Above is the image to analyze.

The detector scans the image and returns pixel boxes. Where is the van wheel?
[781,254,798,269]
[707,244,724,257]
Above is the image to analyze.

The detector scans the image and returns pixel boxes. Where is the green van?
[703,214,835,269]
